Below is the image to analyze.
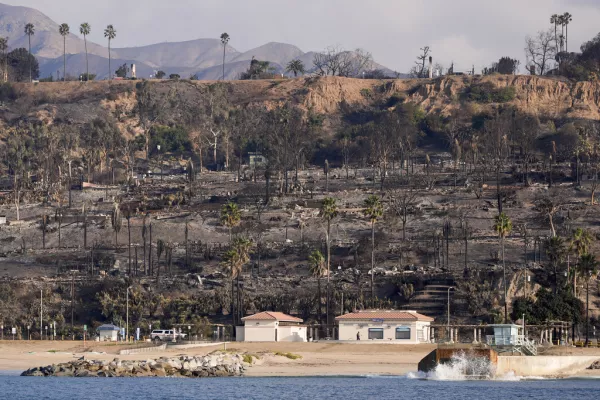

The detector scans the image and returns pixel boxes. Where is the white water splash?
[408,351,495,381]
[407,352,548,381]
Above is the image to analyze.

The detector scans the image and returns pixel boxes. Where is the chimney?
[428,56,433,79]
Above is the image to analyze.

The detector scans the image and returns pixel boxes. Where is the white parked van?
[151,329,186,342]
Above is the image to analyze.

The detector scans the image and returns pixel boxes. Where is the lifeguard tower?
[486,324,537,355]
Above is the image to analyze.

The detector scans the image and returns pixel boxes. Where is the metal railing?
[486,335,537,355]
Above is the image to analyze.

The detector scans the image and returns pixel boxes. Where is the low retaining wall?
[496,356,600,377]
[167,342,225,350]
[119,344,166,355]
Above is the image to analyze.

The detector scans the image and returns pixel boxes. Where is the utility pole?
[40,289,43,340]
[126,287,130,343]
[447,287,453,338]
[71,273,74,339]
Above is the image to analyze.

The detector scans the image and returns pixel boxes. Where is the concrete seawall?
[119,344,167,355]
[497,356,600,377]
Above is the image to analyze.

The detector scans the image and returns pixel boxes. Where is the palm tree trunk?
[222,43,226,80]
[317,277,322,324]
[28,35,32,82]
[231,278,236,327]
[84,35,89,81]
[502,236,507,323]
[586,279,590,346]
[108,39,111,81]
[63,36,66,82]
[371,220,375,307]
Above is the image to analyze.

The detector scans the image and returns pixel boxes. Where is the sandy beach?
[1,340,599,377]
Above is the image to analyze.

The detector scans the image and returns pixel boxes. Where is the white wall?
[238,321,307,342]
[277,326,307,342]
[496,356,600,377]
[240,320,276,342]
[99,331,118,341]
[338,320,430,343]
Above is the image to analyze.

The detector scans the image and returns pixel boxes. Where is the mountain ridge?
[0,2,399,80]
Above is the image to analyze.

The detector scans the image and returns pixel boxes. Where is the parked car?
[151,329,187,342]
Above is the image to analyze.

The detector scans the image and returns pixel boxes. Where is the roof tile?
[242,311,303,322]
[335,310,434,322]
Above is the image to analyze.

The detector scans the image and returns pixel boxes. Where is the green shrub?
[0,82,17,102]
[466,83,516,103]
[360,88,373,99]
[385,92,405,107]
[274,351,302,360]
[150,125,191,155]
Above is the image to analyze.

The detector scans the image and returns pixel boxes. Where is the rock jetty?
[21,354,245,378]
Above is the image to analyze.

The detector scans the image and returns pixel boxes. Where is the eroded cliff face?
[2,75,599,138]
[404,75,600,120]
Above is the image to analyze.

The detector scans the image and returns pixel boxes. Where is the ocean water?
[1,374,600,400]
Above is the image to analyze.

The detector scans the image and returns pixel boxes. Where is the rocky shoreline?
[21,354,246,378]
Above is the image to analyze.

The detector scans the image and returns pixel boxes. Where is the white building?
[236,311,307,342]
[335,310,434,343]
[97,324,121,341]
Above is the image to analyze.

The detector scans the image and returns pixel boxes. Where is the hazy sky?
[7,0,600,72]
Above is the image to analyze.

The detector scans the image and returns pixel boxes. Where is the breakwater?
[21,354,245,378]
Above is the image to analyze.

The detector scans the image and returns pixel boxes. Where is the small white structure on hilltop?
[336,310,434,343]
[236,311,307,342]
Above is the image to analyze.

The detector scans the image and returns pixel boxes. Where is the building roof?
[335,310,434,322]
[97,324,121,331]
[242,311,303,323]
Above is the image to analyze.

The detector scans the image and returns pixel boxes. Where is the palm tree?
[569,228,592,296]
[59,23,70,81]
[545,236,566,294]
[111,201,122,249]
[24,23,35,82]
[79,23,91,81]
[562,12,573,52]
[220,202,241,242]
[577,253,598,346]
[493,212,512,322]
[220,32,230,81]
[550,14,560,46]
[308,250,326,324]
[0,37,8,82]
[319,197,338,326]
[221,237,252,328]
[104,25,116,80]
[363,195,384,307]
[286,59,305,77]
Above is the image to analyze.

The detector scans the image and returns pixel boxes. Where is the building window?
[368,328,384,340]
[396,327,411,340]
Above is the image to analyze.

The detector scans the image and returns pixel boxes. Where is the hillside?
[5,75,600,131]
[1,75,600,336]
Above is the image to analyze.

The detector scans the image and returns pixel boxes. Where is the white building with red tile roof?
[236,311,307,342]
[335,310,434,343]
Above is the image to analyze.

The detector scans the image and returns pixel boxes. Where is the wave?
[406,352,548,382]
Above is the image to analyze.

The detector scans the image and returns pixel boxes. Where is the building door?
[275,329,278,342]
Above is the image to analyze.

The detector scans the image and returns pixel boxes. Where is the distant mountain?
[38,53,155,81]
[1,2,400,80]
[231,42,304,66]
[0,3,106,59]
[112,39,239,70]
